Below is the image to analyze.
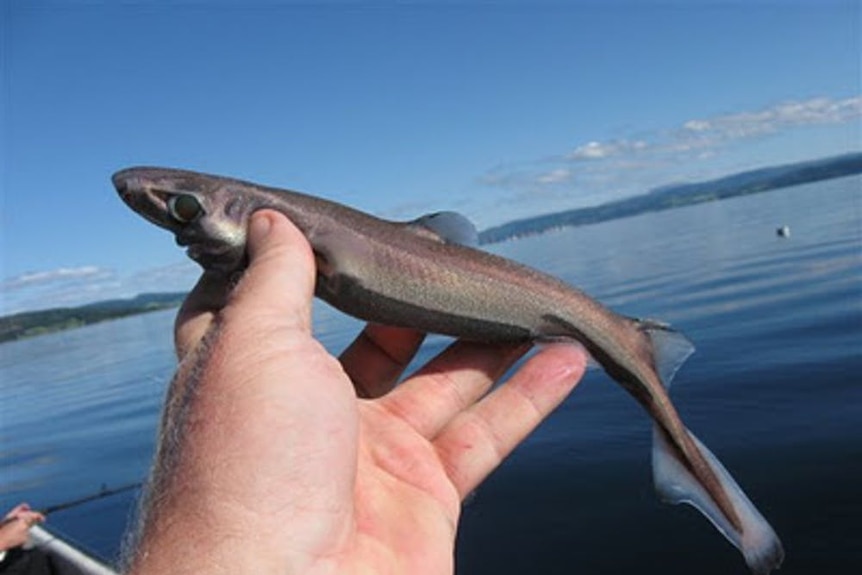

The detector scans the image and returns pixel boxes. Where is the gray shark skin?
[114,166,784,574]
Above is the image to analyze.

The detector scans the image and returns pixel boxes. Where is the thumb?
[223,209,317,333]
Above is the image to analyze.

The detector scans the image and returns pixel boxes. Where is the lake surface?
[1,176,860,573]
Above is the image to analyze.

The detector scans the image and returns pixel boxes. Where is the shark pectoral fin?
[406,211,479,247]
[652,426,785,575]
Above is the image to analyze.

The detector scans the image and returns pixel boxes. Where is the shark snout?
[111,171,127,194]
[111,168,142,200]
[111,167,178,230]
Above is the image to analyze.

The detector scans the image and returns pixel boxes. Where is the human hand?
[0,504,44,551]
[127,210,587,575]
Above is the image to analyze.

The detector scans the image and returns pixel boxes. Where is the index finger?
[174,270,232,360]
[433,343,587,498]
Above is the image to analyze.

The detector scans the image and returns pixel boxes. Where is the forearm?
[124,365,296,575]
[124,339,341,575]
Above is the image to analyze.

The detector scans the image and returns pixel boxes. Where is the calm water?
[1,176,860,573]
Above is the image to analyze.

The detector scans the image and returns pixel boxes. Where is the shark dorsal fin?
[406,211,479,247]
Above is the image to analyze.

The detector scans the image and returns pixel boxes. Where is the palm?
[350,402,461,574]
[321,324,585,574]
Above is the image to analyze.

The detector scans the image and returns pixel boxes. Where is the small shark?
[114,166,784,574]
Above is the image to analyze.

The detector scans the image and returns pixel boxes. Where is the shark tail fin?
[639,321,785,574]
[652,427,785,574]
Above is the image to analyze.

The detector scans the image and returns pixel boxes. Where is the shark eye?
[168,194,203,223]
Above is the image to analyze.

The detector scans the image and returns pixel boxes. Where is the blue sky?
[2,0,859,314]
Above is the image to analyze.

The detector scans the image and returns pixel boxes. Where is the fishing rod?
[39,481,143,515]
[0,482,143,532]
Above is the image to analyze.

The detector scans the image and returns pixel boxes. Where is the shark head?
[113,166,255,273]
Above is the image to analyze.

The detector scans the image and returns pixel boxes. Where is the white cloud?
[681,96,862,141]
[569,96,862,167]
[536,168,572,184]
[1,266,113,292]
[471,94,861,225]
[480,94,861,199]
[1,266,120,315]
[126,261,200,293]
[569,141,616,160]
[567,140,648,161]
[683,119,711,132]
[0,261,200,315]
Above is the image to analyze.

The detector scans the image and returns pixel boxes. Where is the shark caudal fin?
[640,322,785,574]
[653,428,784,574]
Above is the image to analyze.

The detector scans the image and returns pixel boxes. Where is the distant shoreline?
[0,294,186,344]
[478,151,862,244]
[3,152,860,343]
